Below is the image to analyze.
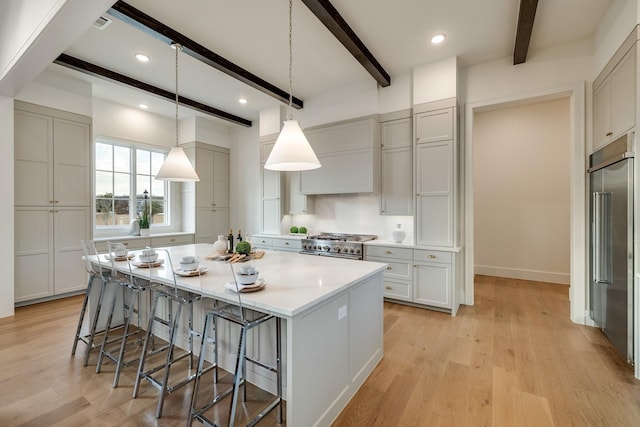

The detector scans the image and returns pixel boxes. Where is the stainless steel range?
[301,233,376,260]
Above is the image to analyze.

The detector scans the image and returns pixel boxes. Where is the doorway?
[464,82,587,324]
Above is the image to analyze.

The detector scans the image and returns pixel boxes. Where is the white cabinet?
[260,139,284,234]
[300,116,379,195]
[252,235,302,253]
[94,233,195,252]
[380,115,412,215]
[365,245,413,302]
[593,46,636,150]
[413,249,453,309]
[14,102,92,303]
[414,103,459,248]
[184,143,230,243]
[286,171,312,214]
[365,244,461,314]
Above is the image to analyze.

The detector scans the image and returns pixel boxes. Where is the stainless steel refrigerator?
[589,132,634,363]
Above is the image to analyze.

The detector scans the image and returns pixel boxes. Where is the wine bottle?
[237,229,243,242]
[227,228,234,253]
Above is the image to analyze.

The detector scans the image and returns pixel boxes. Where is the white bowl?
[180,261,199,271]
[235,271,259,285]
[139,253,158,263]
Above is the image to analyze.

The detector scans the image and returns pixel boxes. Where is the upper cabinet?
[414,101,460,248]
[300,116,380,195]
[380,112,413,215]
[593,44,636,150]
[260,139,284,234]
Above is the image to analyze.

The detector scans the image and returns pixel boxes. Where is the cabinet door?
[611,47,635,139]
[53,118,90,206]
[195,207,215,243]
[14,111,53,206]
[213,207,229,241]
[414,262,451,308]
[299,149,374,194]
[54,207,90,294]
[381,146,412,215]
[213,151,229,208]
[415,109,453,143]
[195,148,214,208]
[286,171,311,214]
[15,207,54,301]
[381,118,411,149]
[593,78,612,150]
[261,163,282,234]
[416,141,453,246]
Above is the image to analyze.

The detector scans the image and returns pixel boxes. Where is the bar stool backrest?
[107,241,134,284]
[81,239,105,278]
[155,248,180,295]
[228,263,246,321]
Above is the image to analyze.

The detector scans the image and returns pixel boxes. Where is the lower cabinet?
[94,233,195,252]
[252,235,302,253]
[365,244,462,315]
[15,206,90,303]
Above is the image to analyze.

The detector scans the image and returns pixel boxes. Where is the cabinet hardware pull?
[285,242,289,245]
[428,254,436,259]
[385,286,392,290]
[386,266,392,270]
[49,210,54,213]
[54,200,59,203]
[171,239,175,242]
[385,250,392,254]
[606,132,613,136]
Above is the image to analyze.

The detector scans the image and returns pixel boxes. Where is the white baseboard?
[474,265,570,285]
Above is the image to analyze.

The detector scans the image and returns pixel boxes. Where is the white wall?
[473,98,571,284]
[593,0,638,75]
[0,96,15,318]
[16,68,92,116]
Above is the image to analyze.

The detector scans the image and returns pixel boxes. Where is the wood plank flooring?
[1,275,639,426]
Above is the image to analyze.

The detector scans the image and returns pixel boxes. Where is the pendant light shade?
[156,146,200,181]
[155,42,200,182]
[264,119,320,171]
[264,0,320,172]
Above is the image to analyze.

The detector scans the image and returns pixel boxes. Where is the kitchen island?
[92,243,386,426]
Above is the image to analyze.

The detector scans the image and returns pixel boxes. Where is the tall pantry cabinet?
[183,142,230,243]
[14,101,91,303]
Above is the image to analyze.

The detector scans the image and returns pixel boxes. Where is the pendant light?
[264,0,321,171]
[155,43,200,182]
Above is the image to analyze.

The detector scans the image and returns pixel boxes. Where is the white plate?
[224,278,266,293]
[175,267,209,277]
[132,259,165,268]
[105,253,135,261]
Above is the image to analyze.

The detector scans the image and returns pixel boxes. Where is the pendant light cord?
[287,0,293,120]
[174,43,181,148]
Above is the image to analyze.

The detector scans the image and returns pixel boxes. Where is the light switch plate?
[338,305,347,320]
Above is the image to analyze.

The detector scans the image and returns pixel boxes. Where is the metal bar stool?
[188,263,283,427]
[72,239,112,366]
[96,242,155,387]
[132,249,202,418]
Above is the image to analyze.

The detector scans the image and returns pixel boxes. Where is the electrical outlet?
[338,305,347,320]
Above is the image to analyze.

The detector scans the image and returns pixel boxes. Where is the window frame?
[93,136,173,237]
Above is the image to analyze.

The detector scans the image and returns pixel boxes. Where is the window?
[95,139,168,229]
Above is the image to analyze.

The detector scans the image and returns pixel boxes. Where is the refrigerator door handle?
[598,192,613,285]
[592,192,601,284]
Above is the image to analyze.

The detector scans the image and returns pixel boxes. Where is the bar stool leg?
[71,273,94,356]
[187,312,212,427]
[276,317,283,423]
[96,282,119,372]
[133,292,160,398]
[112,289,138,387]
[155,302,184,418]
[229,327,248,427]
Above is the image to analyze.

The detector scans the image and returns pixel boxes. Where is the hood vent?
[93,15,112,30]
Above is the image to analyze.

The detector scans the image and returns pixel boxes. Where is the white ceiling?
[54,0,614,127]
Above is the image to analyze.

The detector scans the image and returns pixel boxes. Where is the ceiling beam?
[54,53,252,127]
[513,0,538,65]
[109,0,303,109]
[301,0,390,87]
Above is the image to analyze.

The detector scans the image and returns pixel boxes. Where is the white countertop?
[96,243,387,318]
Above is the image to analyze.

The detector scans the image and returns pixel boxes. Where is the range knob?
[355,248,361,254]
[332,247,340,253]
[349,248,355,253]
[323,246,330,251]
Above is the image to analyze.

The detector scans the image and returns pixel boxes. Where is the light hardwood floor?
[1,276,639,426]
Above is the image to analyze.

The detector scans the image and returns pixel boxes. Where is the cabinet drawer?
[382,279,412,301]
[95,238,146,252]
[273,238,301,250]
[366,245,412,260]
[253,237,273,248]
[367,256,412,281]
[152,234,194,247]
[413,249,452,264]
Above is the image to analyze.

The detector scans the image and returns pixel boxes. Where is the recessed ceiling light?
[135,53,150,62]
[238,98,248,105]
[430,34,446,45]
[139,104,149,109]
